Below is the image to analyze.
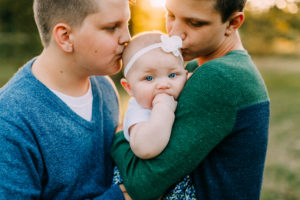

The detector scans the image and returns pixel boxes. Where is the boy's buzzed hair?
[33,0,99,47]
[215,0,247,22]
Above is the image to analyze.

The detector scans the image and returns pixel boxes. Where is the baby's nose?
[156,79,170,90]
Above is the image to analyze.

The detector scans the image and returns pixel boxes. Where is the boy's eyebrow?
[101,13,130,25]
[105,18,129,25]
[165,7,209,23]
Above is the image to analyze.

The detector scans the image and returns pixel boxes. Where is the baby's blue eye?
[145,76,153,81]
[169,73,176,78]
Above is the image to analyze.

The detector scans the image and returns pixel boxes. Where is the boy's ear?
[53,23,73,53]
[225,12,244,36]
[120,78,133,96]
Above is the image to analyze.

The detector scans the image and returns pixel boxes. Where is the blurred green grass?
[0,61,20,86]
[254,57,300,200]
[1,56,300,199]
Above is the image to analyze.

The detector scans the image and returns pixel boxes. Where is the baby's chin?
[144,104,152,110]
[142,102,153,110]
[133,99,151,110]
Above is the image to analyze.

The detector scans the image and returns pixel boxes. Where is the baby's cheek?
[136,96,153,110]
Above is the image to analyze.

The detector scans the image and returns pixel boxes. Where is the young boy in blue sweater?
[111,0,270,199]
[0,0,131,199]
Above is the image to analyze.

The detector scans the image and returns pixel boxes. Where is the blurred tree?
[0,0,41,66]
[0,0,299,68]
[0,0,36,32]
[241,2,300,56]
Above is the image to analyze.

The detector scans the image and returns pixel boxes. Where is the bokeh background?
[1,0,300,199]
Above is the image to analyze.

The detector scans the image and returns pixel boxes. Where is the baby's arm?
[129,93,177,159]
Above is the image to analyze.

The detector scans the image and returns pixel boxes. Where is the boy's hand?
[152,93,177,112]
[114,123,123,135]
[119,184,132,200]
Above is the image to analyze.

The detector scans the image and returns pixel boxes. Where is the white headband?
[124,35,183,77]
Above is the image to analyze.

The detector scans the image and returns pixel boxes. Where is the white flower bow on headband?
[124,35,183,77]
[160,35,182,57]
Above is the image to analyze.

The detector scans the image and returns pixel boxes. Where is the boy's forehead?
[166,0,217,15]
[92,0,130,19]
[97,0,130,11]
[81,0,130,28]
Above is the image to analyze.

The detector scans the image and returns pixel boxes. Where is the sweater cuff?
[93,184,124,200]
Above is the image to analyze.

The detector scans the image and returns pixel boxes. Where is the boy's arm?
[129,94,176,159]
[0,119,127,200]
[111,68,238,200]
[0,119,43,199]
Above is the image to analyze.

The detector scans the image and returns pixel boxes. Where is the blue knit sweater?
[0,59,123,199]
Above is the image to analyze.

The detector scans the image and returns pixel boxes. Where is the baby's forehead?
[142,48,183,63]
[136,56,183,71]
[124,47,182,71]
[124,35,161,58]
[123,32,184,77]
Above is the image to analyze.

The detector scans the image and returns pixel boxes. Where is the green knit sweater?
[111,50,270,200]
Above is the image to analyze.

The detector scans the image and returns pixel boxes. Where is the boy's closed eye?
[166,13,175,20]
[166,10,175,19]
[187,19,209,27]
[105,24,118,31]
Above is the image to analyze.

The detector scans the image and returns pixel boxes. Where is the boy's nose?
[168,22,186,41]
[119,26,131,45]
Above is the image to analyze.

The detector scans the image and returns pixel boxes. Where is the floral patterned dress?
[113,167,197,200]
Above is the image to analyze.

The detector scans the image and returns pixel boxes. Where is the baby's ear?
[185,70,192,79]
[120,78,132,96]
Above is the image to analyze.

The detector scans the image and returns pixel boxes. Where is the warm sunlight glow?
[276,0,287,9]
[132,0,167,35]
[287,2,299,13]
[247,0,299,13]
[150,0,166,7]
[248,0,276,11]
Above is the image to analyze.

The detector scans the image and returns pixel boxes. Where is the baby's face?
[126,49,187,109]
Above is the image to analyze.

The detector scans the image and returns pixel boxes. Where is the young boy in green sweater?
[111,0,270,199]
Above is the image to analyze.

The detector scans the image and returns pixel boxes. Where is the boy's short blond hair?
[122,31,165,73]
[33,0,99,47]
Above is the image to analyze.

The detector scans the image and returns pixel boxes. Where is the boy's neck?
[197,31,244,66]
[32,47,90,97]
